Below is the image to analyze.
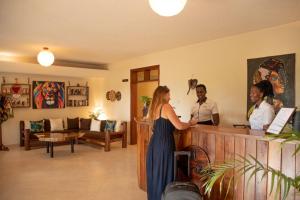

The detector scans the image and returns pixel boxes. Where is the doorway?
[130,65,159,145]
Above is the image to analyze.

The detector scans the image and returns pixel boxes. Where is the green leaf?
[274,176,282,200]
[198,143,300,199]
[269,171,276,195]
[283,176,288,199]
[224,176,233,199]
[293,145,300,156]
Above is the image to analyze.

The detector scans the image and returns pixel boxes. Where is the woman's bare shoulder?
[161,103,174,119]
[163,103,175,114]
[163,103,173,110]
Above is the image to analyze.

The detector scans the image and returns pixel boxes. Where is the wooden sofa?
[20,119,127,152]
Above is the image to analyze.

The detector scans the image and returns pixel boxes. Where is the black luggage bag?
[161,151,203,200]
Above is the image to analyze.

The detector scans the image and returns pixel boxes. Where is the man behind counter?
[191,84,220,126]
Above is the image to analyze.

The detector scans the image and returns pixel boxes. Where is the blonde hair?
[148,86,170,121]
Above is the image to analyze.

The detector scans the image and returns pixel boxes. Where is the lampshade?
[149,0,187,17]
[37,47,55,67]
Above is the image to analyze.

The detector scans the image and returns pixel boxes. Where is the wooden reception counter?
[136,120,300,200]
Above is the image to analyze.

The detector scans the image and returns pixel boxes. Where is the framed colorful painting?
[32,81,65,109]
[247,53,295,114]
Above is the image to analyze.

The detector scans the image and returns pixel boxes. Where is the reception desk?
[136,120,300,200]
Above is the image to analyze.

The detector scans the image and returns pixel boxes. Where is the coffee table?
[35,132,84,158]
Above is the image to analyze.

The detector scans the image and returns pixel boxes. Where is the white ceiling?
[0,61,109,78]
[1,0,300,64]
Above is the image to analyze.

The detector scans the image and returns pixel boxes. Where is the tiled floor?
[0,143,147,200]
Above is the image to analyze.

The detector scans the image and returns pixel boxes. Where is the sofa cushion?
[24,120,30,130]
[114,121,122,132]
[30,120,45,133]
[44,119,51,132]
[80,118,91,130]
[90,119,101,132]
[50,118,64,131]
[104,120,116,132]
[67,117,79,130]
[100,120,106,132]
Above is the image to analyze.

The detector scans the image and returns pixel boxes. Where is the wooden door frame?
[130,65,160,145]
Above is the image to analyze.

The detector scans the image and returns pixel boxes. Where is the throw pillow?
[90,119,101,132]
[50,118,64,131]
[24,120,30,130]
[80,118,92,130]
[114,121,123,132]
[30,120,44,133]
[67,117,79,130]
[44,119,51,132]
[104,120,116,132]
[100,120,107,132]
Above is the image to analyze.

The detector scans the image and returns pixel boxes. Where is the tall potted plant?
[199,131,300,200]
[0,94,13,151]
[140,96,152,118]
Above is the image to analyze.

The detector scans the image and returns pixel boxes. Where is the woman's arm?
[211,102,219,126]
[165,104,197,130]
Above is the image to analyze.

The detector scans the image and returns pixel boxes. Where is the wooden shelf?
[66,86,89,108]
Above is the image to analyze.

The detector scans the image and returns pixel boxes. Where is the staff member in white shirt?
[249,80,275,130]
[191,84,220,125]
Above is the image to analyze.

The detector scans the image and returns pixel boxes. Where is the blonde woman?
[146,86,197,200]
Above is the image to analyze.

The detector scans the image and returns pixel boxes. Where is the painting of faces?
[32,81,65,109]
[247,53,295,113]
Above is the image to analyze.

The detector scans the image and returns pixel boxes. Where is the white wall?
[2,21,300,144]
[0,72,105,145]
[104,21,300,128]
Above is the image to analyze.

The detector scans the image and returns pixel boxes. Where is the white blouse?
[191,99,218,122]
[249,100,275,130]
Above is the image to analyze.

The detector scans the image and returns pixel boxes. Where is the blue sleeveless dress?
[146,105,175,200]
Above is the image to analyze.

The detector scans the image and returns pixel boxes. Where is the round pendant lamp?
[149,0,187,17]
[37,47,55,67]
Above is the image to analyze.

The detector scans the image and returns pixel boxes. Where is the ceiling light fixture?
[37,47,55,67]
[149,0,187,17]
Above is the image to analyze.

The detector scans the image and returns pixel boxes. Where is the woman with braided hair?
[248,80,275,130]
